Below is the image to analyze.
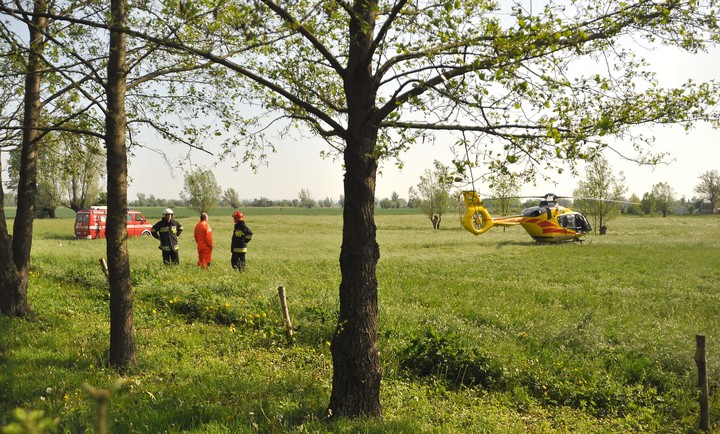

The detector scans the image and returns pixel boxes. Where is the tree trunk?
[328,0,382,418]
[329,132,382,418]
[105,0,136,368]
[0,0,47,316]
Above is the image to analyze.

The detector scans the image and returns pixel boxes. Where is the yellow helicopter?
[461,191,592,243]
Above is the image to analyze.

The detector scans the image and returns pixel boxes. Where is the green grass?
[2,212,720,432]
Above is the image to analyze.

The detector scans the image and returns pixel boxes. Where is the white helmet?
[162,208,174,217]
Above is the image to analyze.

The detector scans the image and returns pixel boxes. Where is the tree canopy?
[694,170,720,212]
[650,182,676,217]
[573,156,628,233]
[182,168,222,214]
[409,160,455,229]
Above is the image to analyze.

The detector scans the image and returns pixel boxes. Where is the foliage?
[1,408,58,434]
[181,168,222,214]
[399,327,506,389]
[624,193,643,216]
[490,173,522,216]
[650,182,676,217]
[221,188,241,208]
[573,156,628,233]
[408,160,456,229]
[379,192,407,209]
[298,188,316,208]
[694,170,720,211]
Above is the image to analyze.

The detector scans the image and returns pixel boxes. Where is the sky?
[127,44,719,204]
[1,9,718,205]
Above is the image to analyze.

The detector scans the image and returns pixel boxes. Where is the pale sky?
[127,44,719,204]
[1,12,717,205]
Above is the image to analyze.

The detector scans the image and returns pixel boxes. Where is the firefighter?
[231,210,253,271]
[151,208,183,264]
[194,212,214,269]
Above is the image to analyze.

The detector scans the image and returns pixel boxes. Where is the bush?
[398,327,506,389]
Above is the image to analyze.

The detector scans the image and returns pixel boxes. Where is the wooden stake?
[695,334,709,432]
[99,258,109,279]
[278,285,294,343]
[83,383,111,434]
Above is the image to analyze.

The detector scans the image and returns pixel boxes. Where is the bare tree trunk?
[106,0,136,368]
[0,0,47,316]
[329,132,382,417]
[328,1,382,417]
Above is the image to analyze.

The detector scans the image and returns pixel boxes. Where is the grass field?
[1,209,720,433]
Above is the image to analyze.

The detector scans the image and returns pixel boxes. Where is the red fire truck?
[74,206,153,239]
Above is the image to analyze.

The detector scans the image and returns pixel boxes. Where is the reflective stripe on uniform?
[232,247,248,253]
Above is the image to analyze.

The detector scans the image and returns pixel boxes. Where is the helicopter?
[460,191,593,243]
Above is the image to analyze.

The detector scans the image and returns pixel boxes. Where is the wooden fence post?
[278,285,294,343]
[695,334,709,432]
[99,258,109,279]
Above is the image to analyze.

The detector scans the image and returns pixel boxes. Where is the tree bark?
[105,0,136,368]
[328,0,382,418]
[0,0,47,316]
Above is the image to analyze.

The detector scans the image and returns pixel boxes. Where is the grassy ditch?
[1,211,719,432]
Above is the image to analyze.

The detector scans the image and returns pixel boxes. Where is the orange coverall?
[194,220,214,267]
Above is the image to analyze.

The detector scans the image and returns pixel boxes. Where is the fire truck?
[74,206,153,239]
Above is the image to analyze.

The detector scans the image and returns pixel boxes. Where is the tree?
[61,132,105,212]
[182,168,222,214]
[641,192,656,215]
[379,192,406,209]
[105,0,136,368]
[490,173,521,216]
[650,182,676,217]
[3,0,720,418]
[409,160,455,229]
[573,156,628,234]
[222,188,241,208]
[625,193,643,215]
[0,0,48,316]
[6,130,105,215]
[1,0,250,371]
[694,170,720,213]
[298,188,316,208]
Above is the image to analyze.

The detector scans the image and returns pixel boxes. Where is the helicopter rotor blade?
[572,197,640,205]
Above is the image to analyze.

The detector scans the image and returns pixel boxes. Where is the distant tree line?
[124,164,720,221]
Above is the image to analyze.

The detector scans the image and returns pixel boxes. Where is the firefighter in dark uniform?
[151,208,183,264]
[231,210,253,271]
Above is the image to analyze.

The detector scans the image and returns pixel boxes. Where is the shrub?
[398,327,506,389]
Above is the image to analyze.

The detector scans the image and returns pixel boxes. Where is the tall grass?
[2,211,720,432]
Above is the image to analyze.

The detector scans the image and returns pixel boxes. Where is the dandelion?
[261,312,266,318]
[225,303,230,308]
[46,387,53,395]
[64,394,69,401]
[152,309,157,315]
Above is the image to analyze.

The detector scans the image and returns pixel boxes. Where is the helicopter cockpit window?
[558,214,576,229]
[558,213,591,232]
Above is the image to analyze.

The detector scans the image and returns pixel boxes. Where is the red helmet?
[232,211,244,222]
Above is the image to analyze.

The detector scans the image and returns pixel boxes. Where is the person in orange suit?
[194,213,214,269]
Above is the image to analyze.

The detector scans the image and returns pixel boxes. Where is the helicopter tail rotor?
[461,191,494,235]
